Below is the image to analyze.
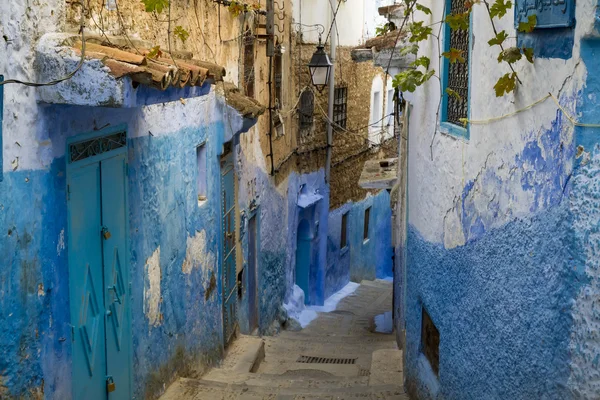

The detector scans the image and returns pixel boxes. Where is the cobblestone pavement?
[161,280,407,400]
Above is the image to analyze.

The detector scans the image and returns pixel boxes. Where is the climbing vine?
[392,0,537,102]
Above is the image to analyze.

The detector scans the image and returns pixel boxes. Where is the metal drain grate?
[296,355,357,364]
[359,368,371,377]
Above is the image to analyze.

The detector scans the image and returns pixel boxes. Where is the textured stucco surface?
[0,86,247,398]
[399,1,600,399]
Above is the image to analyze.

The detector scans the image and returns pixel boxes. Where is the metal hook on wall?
[274,0,285,12]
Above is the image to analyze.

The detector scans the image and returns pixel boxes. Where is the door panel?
[221,150,237,345]
[248,215,258,332]
[296,219,311,304]
[101,155,132,400]
[68,163,106,400]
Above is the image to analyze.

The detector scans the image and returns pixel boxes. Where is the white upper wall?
[404,1,591,246]
[293,0,396,46]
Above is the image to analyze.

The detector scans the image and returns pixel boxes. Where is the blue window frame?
[440,0,471,139]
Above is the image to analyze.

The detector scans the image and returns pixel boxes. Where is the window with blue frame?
[441,0,471,138]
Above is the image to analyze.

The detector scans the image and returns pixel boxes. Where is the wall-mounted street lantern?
[308,40,332,92]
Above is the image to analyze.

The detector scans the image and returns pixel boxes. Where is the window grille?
[298,90,314,128]
[243,29,255,98]
[445,0,470,126]
[333,86,348,130]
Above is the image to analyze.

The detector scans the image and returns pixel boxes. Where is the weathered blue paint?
[350,192,393,282]
[517,28,574,60]
[405,206,584,399]
[0,75,4,182]
[326,191,392,289]
[514,0,575,29]
[402,93,593,398]
[0,160,71,398]
[325,204,352,299]
[567,34,600,397]
[0,87,256,398]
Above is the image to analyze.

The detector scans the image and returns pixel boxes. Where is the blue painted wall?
[326,191,393,295]
[349,192,393,282]
[0,89,255,399]
[402,107,586,399]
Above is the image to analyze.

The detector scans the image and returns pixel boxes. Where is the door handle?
[101,226,112,240]
[108,286,122,304]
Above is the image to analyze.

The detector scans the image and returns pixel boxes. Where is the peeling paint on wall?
[144,247,162,328]
[182,230,216,276]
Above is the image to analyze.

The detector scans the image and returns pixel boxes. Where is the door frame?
[66,124,133,399]
[220,144,238,347]
[247,207,260,333]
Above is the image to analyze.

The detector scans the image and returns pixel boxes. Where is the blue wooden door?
[295,219,312,304]
[101,154,132,400]
[67,129,131,400]
[68,162,107,400]
[221,149,237,345]
[247,214,258,332]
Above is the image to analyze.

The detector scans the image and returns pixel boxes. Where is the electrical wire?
[0,2,87,87]
[324,0,342,44]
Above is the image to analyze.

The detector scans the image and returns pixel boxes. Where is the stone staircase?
[161,280,407,399]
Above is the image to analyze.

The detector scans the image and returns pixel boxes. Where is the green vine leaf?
[488,30,508,47]
[445,12,470,30]
[141,0,169,13]
[412,56,431,70]
[174,26,190,43]
[415,3,432,15]
[446,88,461,101]
[522,47,534,63]
[409,21,433,43]
[518,14,537,33]
[400,44,419,56]
[494,72,517,97]
[147,45,162,59]
[228,1,245,17]
[442,48,465,64]
[392,68,436,92]
[489,0,512,19]
[498,47,522,63]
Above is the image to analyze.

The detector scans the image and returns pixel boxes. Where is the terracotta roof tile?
[73,40,223,91]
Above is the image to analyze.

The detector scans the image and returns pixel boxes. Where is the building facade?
[397,0,600,398]
[0,0,396,399]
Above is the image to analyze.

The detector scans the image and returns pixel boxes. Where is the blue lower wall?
[405,202,582,399]
[325,191,393,298]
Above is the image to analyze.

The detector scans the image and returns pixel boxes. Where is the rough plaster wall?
[567,24,600,397]
[405,0,583,244]
[401,1,600,399]
[1,0,64,173]
[145,247,162,327]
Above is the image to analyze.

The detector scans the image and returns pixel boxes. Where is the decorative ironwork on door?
[69,131,127,163]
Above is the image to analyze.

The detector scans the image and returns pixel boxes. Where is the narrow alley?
[162,280,407,399]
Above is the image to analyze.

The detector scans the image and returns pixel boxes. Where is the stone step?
[369,349,403,387]
[202,369,370,388]
[162,377,408,399]
[216,335,265,373]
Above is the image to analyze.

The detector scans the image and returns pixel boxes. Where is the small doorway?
[295,219,312,304]
[66,127,132,400]
[221,144,238,346]
[247,213,259,332]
